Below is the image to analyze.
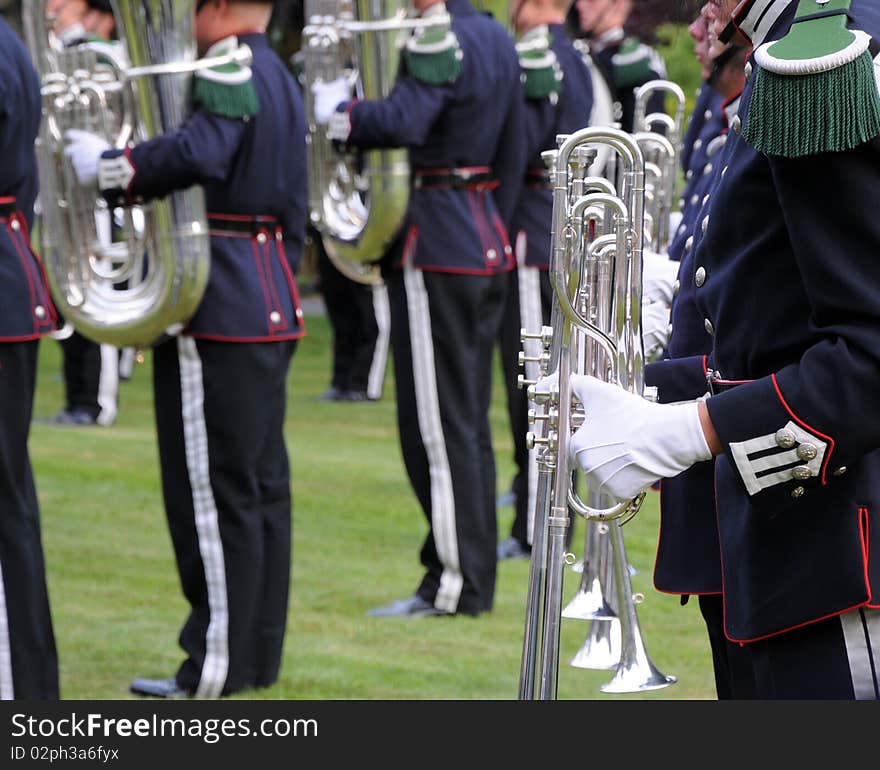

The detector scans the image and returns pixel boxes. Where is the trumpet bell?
[569,619,621,670]
[599,638,677,693]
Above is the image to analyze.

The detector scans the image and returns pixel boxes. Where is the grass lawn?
[30,305,717,700]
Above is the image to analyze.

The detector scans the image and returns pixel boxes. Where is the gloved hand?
[642,299,671,362]
[311,76,351,124]
[64,129,111,186]
[327,110,351,143]
[642,248,679,305]
[567,373,712,500]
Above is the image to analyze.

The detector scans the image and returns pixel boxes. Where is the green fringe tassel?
[522,65,560,100]
[743,51,880,157]
[404,47,462,86]
[191,77,260,120]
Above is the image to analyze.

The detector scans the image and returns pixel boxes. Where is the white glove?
[642,299,670,362]
[311,76,351,124]
[568,373,712,501]
[642,248,679,305]
[64,129,111,186]
[327,110,352,143]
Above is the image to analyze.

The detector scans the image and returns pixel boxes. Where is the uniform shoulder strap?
[743,0,880,156]
[516,25,562,101]
[191,36,260,120]
[611,36,664,89]
[403,22,463,86]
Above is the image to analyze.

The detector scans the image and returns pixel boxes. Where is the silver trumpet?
[517,126,675,700]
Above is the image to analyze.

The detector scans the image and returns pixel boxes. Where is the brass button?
[775,428,796,449]
[35,305,46,320]
[833,466,847,477]
[672,279,680,297]
[269,310,281,325]
[796,443,818,461]
[690,194,699,206]
[695,267,706,288]
[685,235,694,253]
[791,486,805,499]
[257,232,268,245]
[487,249,497,261]
[744,62,753,79]
[703,163,713,176]
[686,169,694,180]
[704,109,713,121]
[704,318,714,335]
[701,215,710,234]
[694,139,703,151]
[731,115,742,134]
[10,218,20,231]
[792,466,812,481]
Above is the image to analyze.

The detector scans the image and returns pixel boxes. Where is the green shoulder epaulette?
[191,36,259,120]
[612,37,664,90]
[743,0,880,157]
[403,23,463,86]
[516,26,562,101]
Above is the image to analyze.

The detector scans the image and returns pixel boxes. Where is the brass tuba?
[301,0,451,284]
[22,0,247,349]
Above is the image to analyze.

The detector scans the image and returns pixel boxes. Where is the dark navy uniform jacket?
[645,96,737,596]
[101,33,307,342]
[512,23,594,270]
[652,0,880,643]
[0,18,57,341]
[589,29,666,134]
[343,0,527,274]
[666,92,727,263]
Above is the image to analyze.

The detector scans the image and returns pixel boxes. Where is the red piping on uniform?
[9,217,37,320]
[860,507,879,607]
[250,235,274,330]
[402,225,419,267]
[275,231,306,337]
[466,190,492,261]
[490,211,513,270]
[701,355,709,377]
[259,228,289,332]
[771,373,835,484]
[724,601,871,645]
[189,331,305,343]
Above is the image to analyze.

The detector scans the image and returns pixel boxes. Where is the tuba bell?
[301,0,452,285]
[21,0,248,350]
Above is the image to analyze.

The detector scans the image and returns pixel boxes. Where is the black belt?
[524,168,552,188]
[706,368,754,396]
[207,213,279,234]
[0,196,17,218]
[412,166,497,190]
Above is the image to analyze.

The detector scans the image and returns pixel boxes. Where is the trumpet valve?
[518,374,537,391]
[518,350,550,369]
[520,325,554,348]
[526,431,556,451]
[528,407,558,428]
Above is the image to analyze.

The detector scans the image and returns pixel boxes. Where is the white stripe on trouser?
[0,559,14,699]
[96,343,119,426]
[517,264,543,546]
[841,607,880,699]
[367,281,391,401]
[177,337,229,698]
[403,262,463,613]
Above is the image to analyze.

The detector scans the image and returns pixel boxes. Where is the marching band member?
[66,0,307,698]
[0,14,60,699]
[312,0,527,616]
[571,0,668,133]
[565,0,880,698]
[496,0,595,561]
[643,1,753,699]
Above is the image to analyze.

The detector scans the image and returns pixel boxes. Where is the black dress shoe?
[49,408,98,426]
[130,676,192,699]
[366,594,453,617]
[497,536,531,560]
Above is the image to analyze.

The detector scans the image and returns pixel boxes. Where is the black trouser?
[0,341,59,699]
[316,235,381,394]
[697,594,757,699]
[152,336,296,697]
[387,265,507,615]
[498,266,552,546]
[60,330,119,424]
